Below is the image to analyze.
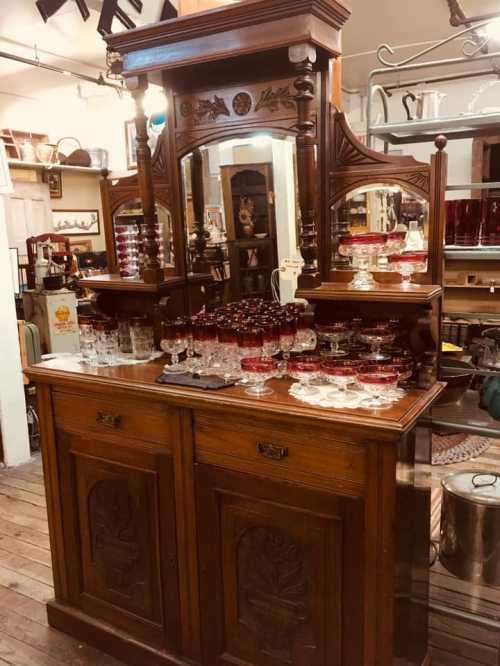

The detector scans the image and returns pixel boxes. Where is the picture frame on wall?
[125,112,166,170]
[69,239,93,254]
[42,170,63,199]
[53,210,100,236]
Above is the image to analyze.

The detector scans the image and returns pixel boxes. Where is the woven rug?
[432,432,494,465]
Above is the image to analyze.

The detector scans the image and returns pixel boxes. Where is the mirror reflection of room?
[332,184,429,272]
[182,135,299,303]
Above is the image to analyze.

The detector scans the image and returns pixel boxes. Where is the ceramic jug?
[403,90,446,120]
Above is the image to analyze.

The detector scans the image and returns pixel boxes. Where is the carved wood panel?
[56,430,181,651]
[173,77,308,157]
[196,464,366,666]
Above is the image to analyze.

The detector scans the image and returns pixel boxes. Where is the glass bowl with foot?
[161,319,188,374]
[339,233,387,290]
[240,357,278,397]
[288,356,321,396]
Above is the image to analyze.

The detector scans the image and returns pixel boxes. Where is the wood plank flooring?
[1,447,500,665]
[0,456,123,666]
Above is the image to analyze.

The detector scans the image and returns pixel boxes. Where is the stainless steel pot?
[440,471,500,585]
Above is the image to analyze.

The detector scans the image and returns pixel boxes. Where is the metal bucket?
[440,471,500,585]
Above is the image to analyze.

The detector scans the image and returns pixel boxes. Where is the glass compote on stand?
[357,370,399,409]
[358,327,395,362]
[339,233,387,290]
[316,323,350,359]
[321,362,361,408]
[161,319,188,374]
[388,251,428,288]
[288,356,321,396]
[240,357,277,397]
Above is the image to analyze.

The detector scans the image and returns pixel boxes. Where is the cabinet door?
[56,430,181,652]
[196,465,365,666]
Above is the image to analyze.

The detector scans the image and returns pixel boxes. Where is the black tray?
[156,372,236,390]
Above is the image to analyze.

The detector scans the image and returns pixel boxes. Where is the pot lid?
[442,471,500,506]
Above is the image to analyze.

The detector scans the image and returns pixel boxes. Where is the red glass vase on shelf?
[482,198,500,246]
[445,200,457,246]
[455,199,482,247]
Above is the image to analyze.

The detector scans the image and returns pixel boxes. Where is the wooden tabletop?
[297,282,443,304]
[28,357,444,435]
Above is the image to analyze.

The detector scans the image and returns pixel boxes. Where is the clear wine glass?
[316,323,350,358]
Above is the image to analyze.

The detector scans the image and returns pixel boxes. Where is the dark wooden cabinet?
[54,418,181,653]
[196,464,365,666]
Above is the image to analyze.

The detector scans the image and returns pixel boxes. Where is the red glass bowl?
[321,363,357,378]
[288,357,321,373]
[339,232,387,246]
[357,372,398,385]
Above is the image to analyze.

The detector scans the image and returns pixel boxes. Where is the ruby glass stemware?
[288,356,321,396]
[339,233,387,290]
[358,328,395,361]
[388,251,428,288]
[240,357,277,397]
[161,319,188,374]
[357,371,399,409]
[321,362,360,408]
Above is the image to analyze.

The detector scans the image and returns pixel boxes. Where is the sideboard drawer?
[194,412,367,496]
[53,391,170,445]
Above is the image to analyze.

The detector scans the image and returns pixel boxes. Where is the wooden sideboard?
[28,358,442,666]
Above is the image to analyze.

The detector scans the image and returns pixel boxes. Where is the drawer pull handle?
[257,442,288,461]
[96,411,122,428]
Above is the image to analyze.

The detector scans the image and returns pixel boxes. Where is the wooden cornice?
[106,0,351,56]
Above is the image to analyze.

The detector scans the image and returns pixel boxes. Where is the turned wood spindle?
[289,44,321,289]
[190,148,210,274]
[129,75,164,284]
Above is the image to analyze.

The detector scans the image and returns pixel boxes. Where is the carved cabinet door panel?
[196,464,365,666]
[56,430,181,652]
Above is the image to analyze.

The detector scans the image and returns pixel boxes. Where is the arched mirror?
[112,198,175,278]
[180,135,300,303]
[331,184,429,272]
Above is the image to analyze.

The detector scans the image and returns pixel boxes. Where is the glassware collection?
[446,198,500,247]
[78,314,154,366]
[153,298,417,409]
[114,218,165,278]
[338,231,428,289]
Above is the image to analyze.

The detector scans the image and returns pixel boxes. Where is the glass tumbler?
[445,200,457,246]
[94,320,119,366]
[78,314,96,364]
[455,199,482,247]
[482,198,500,246]
[129,316,154,361]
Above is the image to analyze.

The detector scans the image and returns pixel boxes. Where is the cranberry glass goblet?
[240,357,277,397]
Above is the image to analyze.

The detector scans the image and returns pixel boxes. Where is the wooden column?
[430,135,448,286]
[128,75,164,284]
[190,148,209,274]
[289,44,321,289]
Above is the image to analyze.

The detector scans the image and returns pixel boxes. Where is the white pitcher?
[403,90,446,120]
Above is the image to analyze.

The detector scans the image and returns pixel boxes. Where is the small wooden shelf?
[79,273,185,293]
[444,284,497,290]
[8,159,107,175]
[445,247,500,261]
[297,282,443,304]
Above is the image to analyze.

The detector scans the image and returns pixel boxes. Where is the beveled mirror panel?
[330,184,429,272]
[181,135,300,303]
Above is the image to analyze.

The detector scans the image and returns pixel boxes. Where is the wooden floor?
[1,450,500,665]
[0,455,122,666]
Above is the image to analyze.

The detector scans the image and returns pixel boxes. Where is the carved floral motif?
[180,95,230,124]
[255,86,296,113]
[232,92,252,116]
[237,526,310,662]
[88,479,144,598]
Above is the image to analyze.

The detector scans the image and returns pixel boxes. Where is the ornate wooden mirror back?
[327,110,447,286]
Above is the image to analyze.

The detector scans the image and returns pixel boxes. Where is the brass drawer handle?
[96,411,122,428]
[257,442,288,461]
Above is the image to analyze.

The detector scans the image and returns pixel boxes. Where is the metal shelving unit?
[7,159,107,175]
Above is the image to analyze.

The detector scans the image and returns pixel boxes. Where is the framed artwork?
[206,206,224,230]
[42,170,63,198]
[0,139,13,194]
[125,112,166,170]
[69,239,93,253]
[53,210,100,236]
